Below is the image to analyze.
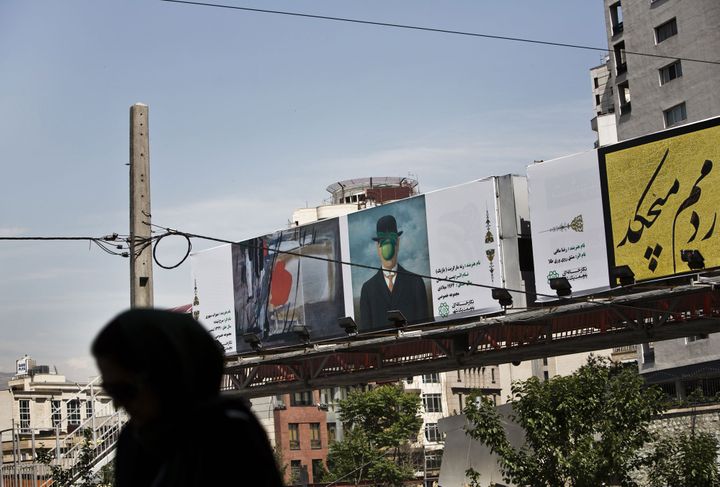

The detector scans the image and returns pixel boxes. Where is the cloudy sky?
[0,0,607,379]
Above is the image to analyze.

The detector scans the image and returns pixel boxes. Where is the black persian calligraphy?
[618,149,679,247]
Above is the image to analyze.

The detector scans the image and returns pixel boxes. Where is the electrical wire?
[160,0,720,67]
[147,224,718,319]
[0,236,131,257]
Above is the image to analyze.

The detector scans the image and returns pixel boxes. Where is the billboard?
[599,117,720,282]
[527,151,611,299]
[190,177,519,355]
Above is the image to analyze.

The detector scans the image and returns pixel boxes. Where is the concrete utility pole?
[129,103,154,308]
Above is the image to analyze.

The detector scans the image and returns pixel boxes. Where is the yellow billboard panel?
[601,120,720,282]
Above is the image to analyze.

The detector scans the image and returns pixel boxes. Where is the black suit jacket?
[359,264,429,331]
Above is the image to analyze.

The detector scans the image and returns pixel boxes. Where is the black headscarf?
[91,308,224,409]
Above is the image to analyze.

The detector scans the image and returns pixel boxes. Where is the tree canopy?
[464,356,665,487]
[325,384,423,487]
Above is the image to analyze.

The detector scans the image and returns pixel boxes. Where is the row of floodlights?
[242,310,411,351]
[241,253,706,352]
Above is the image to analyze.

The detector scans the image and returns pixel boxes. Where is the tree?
[37,429,104,487]
[464,356,665,487]
[646,431,720,487]
[645,387,720,487]
[325,384,423,486]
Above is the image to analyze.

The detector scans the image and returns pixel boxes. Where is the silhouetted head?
[92,309,224,426]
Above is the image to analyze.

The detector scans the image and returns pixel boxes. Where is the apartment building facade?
[603,0,720,141]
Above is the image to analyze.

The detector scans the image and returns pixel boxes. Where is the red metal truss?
[222,279,720,397]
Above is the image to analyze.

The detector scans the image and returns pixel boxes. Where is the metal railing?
[1,376,128,487]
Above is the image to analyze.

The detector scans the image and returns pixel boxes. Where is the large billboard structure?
[191,176,530,355]
[527,150,611,299]
[528,116,720,298]
[191,116,720,355]
[599,118,720,283]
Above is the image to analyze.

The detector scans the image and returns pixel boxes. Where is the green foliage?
[37,429,106,487]
[464,356,665,487]
[325,385,423,486]
[646,430,720,487]
[272,444,288,480]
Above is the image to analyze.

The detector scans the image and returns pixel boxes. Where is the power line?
[0,235,135,258]
[160,0,720,66]
[147,224,713,319]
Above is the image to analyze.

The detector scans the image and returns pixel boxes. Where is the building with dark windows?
[598,0,720,400]
[601,0,720,141]
[590,56,618,147]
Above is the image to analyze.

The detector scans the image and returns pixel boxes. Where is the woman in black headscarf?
[92,308,283,487]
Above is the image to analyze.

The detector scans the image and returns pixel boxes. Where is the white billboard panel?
[425,179,503,318]
[527,151,610,300]
[190,244,237,354]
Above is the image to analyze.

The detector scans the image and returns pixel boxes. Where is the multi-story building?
[0,356,118,485]
[599,0,720,399]
[590,56,618,147]
[273,390,329,485]
[291,176,419,226]
[602,0,720,141]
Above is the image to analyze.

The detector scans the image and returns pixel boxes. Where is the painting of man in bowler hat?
[359,214,429,330]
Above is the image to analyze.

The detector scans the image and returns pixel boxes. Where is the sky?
[0,0,608,380]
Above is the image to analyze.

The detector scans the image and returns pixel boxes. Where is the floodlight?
[242,332,263,352]
[611,265,635,286]
[292,324,311,343]
[549,277,572,298]
[338,316,358,336]
[491,288,513,308]
[681,249,705,270]
[387,309,408,328]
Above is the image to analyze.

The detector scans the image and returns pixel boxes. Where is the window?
[491,367,496,384]
[614,41,627,74]
[425,451,443,470]
[320,388,333,406]
[86,400,93,419]
[422,373,439,383]
[425,423,443,442]
[19,399,30,430]
[290,460,303,482]
[610,2,623,35]
[687,334,709,343]
[659,60,682,85]
[543,371,550,382]
[51,400,61,428]
[619,82,631,115]
[290,390,313,407]
[655,18,677,43]
[327,422,337,443]
[542,357,548,366]
[310,423,322,449]
[288,423,300,450]
[594,77,599,89]
[68,399,81,426]
[664,102,687,127]
[311,459,325,481]
[422,393,442,413]
[642,342,655,364]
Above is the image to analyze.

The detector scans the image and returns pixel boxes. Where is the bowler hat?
[372,215,403,241]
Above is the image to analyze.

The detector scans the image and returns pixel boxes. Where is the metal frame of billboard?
[221,277,720,397]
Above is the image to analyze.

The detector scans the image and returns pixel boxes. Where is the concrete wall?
[642,333,720,373]
[604,0,720,141]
